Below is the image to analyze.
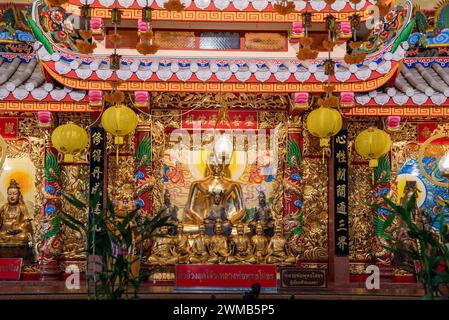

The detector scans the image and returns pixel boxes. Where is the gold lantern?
[51,123,88,162]
[354,127,391,168]
[306,107,343,148]
[101,105,138,163]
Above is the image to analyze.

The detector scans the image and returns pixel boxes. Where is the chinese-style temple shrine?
[0,0,449,301]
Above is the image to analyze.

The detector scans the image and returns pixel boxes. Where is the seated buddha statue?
[251,222,269,264]
[189,224,210,264]
[204,190,232,236]
[227,223,256,264]
[147,226,178,265]
[184,156,245,225]
[266,225,296,265]
[0,179,33,246]
[173,223,190,263]
[248,191,274,237]
[160,189,179,235]
[207,222,231,264]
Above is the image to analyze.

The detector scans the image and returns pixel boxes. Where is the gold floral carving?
[151,110,181,129]
[106,132,135,155]
[301,112,322,157]
[60,165,89,260]
[107,156,136,200]
[349,262,371,274]
[151,92,290,110]
[258,112,287,129]
[348,164,373,261]
[272,122,286,222]
[151,120,166,213]
[299,157,328,261]
[388,122,418,142]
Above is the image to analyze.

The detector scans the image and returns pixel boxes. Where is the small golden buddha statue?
[184,156,245,225]
[228,223,255,264]
[0,179,33,246]
[147,226,178,265]
[251,222,269,264]
[266,225,296,265]
[248,191,275,236]
[173,223,190,263]
[207,222,231,264]
[189,224,210,264]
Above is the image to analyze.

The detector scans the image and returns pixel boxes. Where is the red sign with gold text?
[0,258,22,280]
[175,265,277,289]
[182,111,258,130]
[0,117,18,139]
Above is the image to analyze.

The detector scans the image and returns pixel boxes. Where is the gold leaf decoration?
[108,33,123,44]
[163,0,186,12]
[296,48,319,60]
[322,39,336,50]
[299,36,313,47]
[317,95,340,108]
[273,1,295,15]
[348,41,363,50]
[136,42,159,55]
[344,51,367,65]
[75,39,97,54]
[79,30,93,40]
[139,31,154,42]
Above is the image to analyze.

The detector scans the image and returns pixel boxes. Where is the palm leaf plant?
[58,190,171,300]
[371,192,449,299]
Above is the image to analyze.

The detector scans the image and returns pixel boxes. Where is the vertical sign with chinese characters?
[89,127,105,238]
[334,129,349,256]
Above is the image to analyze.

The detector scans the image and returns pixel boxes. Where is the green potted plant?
[58,191,170,300]
[372,192,449,299]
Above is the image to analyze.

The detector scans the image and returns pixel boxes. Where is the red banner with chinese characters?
[182,111,258,130]
[0,258,22,280]
[0,117,18,139]
[175,265,277,289]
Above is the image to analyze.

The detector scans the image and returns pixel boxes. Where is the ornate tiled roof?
[0,53,88,102]
[73,0,377,12]
[355,58,449,106]
[37,42,407,86]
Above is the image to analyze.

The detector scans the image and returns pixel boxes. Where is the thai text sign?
[0,258,22,280]
[280,268,326,288]
[175,265,277,290]
[334,129,349,256]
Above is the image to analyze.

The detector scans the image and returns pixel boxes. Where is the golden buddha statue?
[147,226,178,265]
[228,223,256,264]
[207,222,231,264]
[184,156,245,225]
[189,224,210,264]
[173,223,190,263]
[0,179,33,246]
[266,225,296,265]
[251,222,269,264]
